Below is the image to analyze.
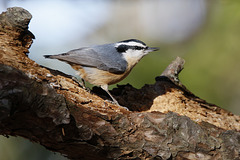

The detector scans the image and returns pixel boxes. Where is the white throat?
[122,49,148,68]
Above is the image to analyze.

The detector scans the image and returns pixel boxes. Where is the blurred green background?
[0,0,240,160]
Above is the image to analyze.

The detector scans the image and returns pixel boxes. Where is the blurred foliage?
[181,0,240,114]
[0,136,67,160]
[117,1,240,115]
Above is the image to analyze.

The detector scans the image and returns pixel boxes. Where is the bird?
[44,39,158,106]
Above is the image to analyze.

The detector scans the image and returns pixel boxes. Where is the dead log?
[0,7,240,160]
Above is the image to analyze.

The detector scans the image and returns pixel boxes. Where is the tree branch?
[0,7,240,160]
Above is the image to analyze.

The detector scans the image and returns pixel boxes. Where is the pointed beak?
[146,47,159,52]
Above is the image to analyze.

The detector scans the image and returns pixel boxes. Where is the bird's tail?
[44,53,67,59]
[43,55,54,59]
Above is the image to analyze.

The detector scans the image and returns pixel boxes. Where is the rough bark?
[0,7,240,160]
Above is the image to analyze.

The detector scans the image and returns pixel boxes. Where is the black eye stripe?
[116,45,146,53]
[133,46,145,50]
[116,45,128,53]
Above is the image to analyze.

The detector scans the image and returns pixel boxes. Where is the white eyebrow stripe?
[115,42,146,48]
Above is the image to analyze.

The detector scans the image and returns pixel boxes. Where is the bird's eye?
[135,46,140,50]
[134,46,144,50]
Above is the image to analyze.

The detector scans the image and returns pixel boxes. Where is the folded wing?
[44,45,127,74]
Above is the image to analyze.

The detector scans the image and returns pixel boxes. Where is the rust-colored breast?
[71,64,132,86]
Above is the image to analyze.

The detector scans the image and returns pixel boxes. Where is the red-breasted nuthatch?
[44,39,158,105]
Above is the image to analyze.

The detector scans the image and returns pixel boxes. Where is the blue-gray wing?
[45,45,127,74]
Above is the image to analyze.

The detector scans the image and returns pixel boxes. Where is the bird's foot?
[72,77,91,92]
[105,99,129,111]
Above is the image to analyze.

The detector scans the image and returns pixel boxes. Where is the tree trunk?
[0,7,240,160]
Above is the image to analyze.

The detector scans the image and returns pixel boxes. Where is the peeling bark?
[0,7,240,160]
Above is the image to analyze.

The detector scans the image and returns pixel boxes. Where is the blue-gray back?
[50,43,127,74]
